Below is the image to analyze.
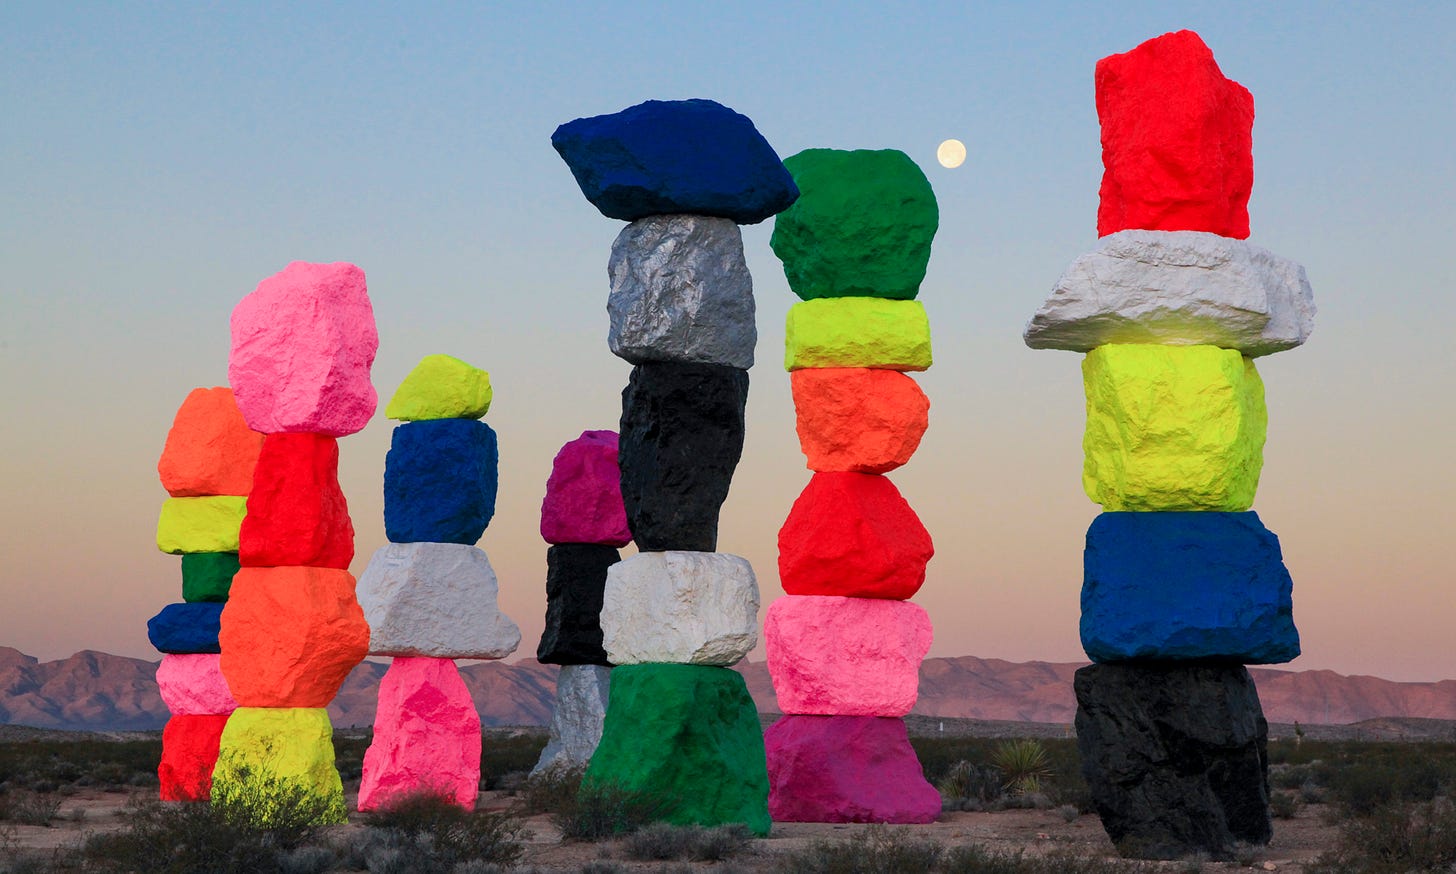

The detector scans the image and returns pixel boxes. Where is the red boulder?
[158,713,230,801]
[239,433,353,568]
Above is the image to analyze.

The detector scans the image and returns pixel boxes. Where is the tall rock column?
[1022,30,1315,860]
[551,98,799,835]
[215,261,378,824]
[762,148,942,824]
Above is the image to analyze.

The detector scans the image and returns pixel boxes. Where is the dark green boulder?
[181,552,239,602]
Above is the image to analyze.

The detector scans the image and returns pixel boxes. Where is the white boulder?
[531,664,611,776]
[356,542,521,659]
[600,551,758,666]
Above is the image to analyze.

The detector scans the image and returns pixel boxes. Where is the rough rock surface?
[1075,663,1272,859]
[358,658,482,811]
[532,664,612,776]
[784,298,932,371]
[385,354,493,421]
[770,149,938,301]
[778,472,933,599]
[618,362,747,551]
[157,387,263,497]
[586,664,770,835]
[765,714,940,823]
[551,98,798,225]
[384,419,499,544]
[159,713,230,802]
[239,433,353,569]
[147,602,224,654]
[1082,511,1298,664]
[764,596,932,716]
[228,260,379,436]
[156,654,238,715]
[601,551,758,666]
[608,214,756,369]
[537,544,618,666]
[539,430,630,547]
[1025,230,1315,356]
[1096,30,1254,239]
[219,567,369,707]
[213,707,347,824]
[791,368,929,473]
[181,552,239,602]
[1083,344,1265,511]
[356,542,521,659]
[156,496,246,555]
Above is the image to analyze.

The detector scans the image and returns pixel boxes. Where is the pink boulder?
[156,654,238,716]
[765,595,932,716]
[158,713,230,802]
[358,657,482,811]
[766,714,941,823]
[539,430,631,546]
[229,261,379,436]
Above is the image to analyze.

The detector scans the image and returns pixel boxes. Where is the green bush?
[780,825,944,874]
[357,790,528,872]
[621,822,751,861]
[1307,798,1456,873]
[553,780,670,841]
[0,790,61,826]
[513,765,584,815]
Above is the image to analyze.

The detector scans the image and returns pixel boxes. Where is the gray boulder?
[356,542,521,659]
[532,664,612,776]
[601,551,759,666]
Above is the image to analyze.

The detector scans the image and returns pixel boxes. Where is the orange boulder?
[158,387,264,497]
[791,368,929,474]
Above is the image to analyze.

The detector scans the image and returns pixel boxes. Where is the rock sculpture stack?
[355,354,520,810]
[215,261,378,823]
[762,148,942,824]
[1022,31,1315,859]
[532,430,630,776]
[151,387,261,801]
[552,98,799,835]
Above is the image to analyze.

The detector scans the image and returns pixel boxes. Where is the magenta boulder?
[766,714,941,823]
[539,430,631,546]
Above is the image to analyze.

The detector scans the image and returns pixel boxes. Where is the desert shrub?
[1269,790,1301,819]
[479,733,548,789]
[937,760,1004,811]
[1307,797,1456,873]
[1268,763,1312,790]
[1055,803,1080,823]
[211,763,343,845]
[513,765,584,814]
[991,739,1052,796]
[77,799,287,873]
[553,780,670,841]
[357,790,528,872]
[0,738,161,790]
[1325,757,1447,816]
[0,790,61,826]
[941,845,1148,873]
[621,822,751,861]
[780,824,944,874]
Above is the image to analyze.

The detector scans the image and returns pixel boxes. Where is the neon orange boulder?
[791,368,928,474]
[158,713,230,801]
[158,387,263,497]
[239,433,353,569]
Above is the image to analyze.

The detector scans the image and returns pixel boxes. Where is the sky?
[3,2,1454,683]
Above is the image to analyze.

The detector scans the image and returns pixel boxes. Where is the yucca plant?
[991,739,1052,796]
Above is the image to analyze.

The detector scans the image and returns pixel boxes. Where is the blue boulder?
[384,419,498,544]
[552,99,799,224]
[147,602,223,654]
[1081,511,1299,664]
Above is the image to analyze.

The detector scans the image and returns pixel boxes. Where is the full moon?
[936,138,966,169]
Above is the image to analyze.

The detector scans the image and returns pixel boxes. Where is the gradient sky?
[3,2,1453,682]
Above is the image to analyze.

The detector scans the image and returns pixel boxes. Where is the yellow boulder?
[156,496,247,555]
[785,298,932,372]
[211,707,346,825]
[385,354,492,421]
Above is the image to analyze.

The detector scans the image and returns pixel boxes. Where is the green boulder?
[585,664,770,835]
[770,149,938,301]
[181,552,240,602]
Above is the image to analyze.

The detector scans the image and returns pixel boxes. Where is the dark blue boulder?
[385,419,498,544]
[147,602,223,654]
[552,99,799,224]
[1081,511,1299,664]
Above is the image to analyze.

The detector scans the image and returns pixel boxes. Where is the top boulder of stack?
[385,355,493,421]
[552,99,799,225]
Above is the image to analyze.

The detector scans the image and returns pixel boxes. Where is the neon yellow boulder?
[211,707,347,825]
[384,354,492,421]
[156,496,247,555]
[785,298,932,372]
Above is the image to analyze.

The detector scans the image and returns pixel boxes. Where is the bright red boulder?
[158,387,263,497]
[239,433,353,569]
[158,713,230,801]
[1096,30,1253,239]
[777,472,933,599]
[791,368,929,474]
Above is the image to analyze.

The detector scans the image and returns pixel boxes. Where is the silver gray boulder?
[531,664,611,776]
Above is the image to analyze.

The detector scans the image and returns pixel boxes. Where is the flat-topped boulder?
[601,551,758,666]
[357,542,521,660]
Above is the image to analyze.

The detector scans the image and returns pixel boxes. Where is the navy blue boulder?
[147,602,224,654]
[384,419,498,544]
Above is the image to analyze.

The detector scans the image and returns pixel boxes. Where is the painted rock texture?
[618,362,748,551]
[770,149,939,301]
[532,663,612,776]
[601,551,758,666]
[358,658,482,811]
[212,707,347,824]
[239,433,353,569]
[158,713,230,802]
[764,596,932,716]
[540,430,630,547]
[608,214,756,369]
[1075,663,1272,859]
[537,543,618,666]
[765,714,941,823]
[356,542,522,659]
[1024,230,1316,357]
[181,552,239,602]
[785,298,932,372]
[384,419,499,544]
[1081,511,1298,664]
[778,472,933,599]
[1083,344,1265,511]
[585,664,770,835]
[219,567,369,707]
[1096,30,1254,240]
[385,354,493,421]
[791,368,929,474]
[147,602,224,654]
[157,387,263,497]
[156,653,238,715]
[551,98,798,225]
[228,261,379,437]
[156,496,246,555]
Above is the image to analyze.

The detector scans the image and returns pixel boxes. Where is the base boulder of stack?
[765,714,940,823]
[532,664,612,776]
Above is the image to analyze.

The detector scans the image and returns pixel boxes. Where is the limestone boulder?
[181,552,239,602]
[157,387,263,497]
[147,602,223,654]
[532,663,611,776]
[539,430,630,547]
[156,496,246,555]
[384,419,498,544]
[765,714,940,823]
[156,654,237,715]
[159,713,230,802]
[358,658,482,811]
[213,707,347,824]
[791,368,929,473]
[357,542,521,660]
[385,354,492,421]
[537,543,618,666]
[239,433,353,569]
[601,551,758,666]
[785,298,931,371]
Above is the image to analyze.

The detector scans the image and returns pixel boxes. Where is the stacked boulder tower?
[354,354,519,810]
[1023,31,1315,859]
[151,387,260,800]
[215,261,378,823]
[551,98,800,834]
[761,149,942,824]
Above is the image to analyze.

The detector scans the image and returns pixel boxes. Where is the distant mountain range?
[4,646,1456,732]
